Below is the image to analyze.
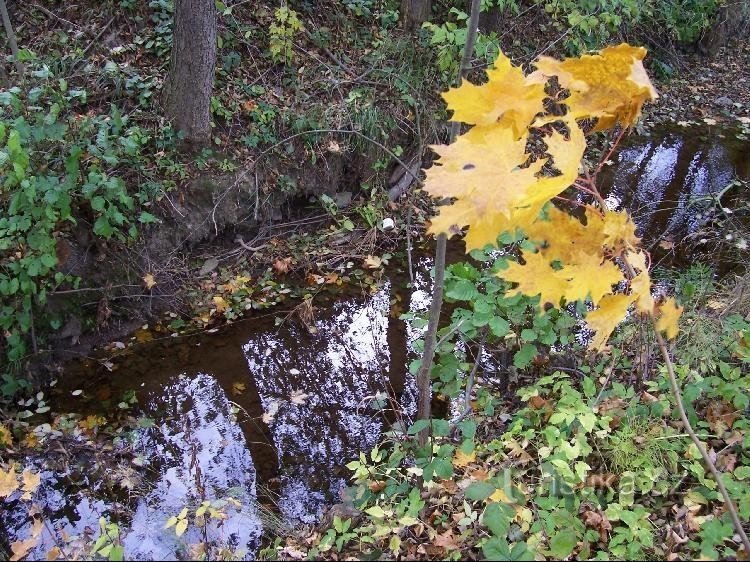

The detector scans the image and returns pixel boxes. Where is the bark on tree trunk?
[401,0,431,31]
[165,0,216,147]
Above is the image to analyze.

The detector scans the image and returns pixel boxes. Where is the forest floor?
[2,2,750,560]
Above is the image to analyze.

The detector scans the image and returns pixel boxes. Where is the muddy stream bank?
[2,125,749,559]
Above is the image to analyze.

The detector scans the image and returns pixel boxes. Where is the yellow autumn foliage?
[423,43,680,349]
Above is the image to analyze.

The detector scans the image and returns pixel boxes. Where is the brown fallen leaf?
[273,257,293,275]
[231,382,247,396]
[143,273,157,290]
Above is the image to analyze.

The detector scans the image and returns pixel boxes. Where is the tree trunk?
[165,0,216,147]
[401,0,431,31]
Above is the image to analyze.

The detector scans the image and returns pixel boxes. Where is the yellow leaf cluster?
[442,52,546,138]
[532,43,658,130]
[424,43,672,348]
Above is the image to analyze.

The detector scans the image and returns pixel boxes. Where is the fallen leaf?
[290,390,309,405]
[212,296,229,313]
[231,382,247,396]
[273,257,293,275]
[0,424,12,447]
[20,470,40,500]
[363,255,383,269]
[0,465,18,498]
[453,448,476,468]
[143,273,156,289]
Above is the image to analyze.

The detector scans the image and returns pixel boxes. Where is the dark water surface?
[3,125,749,559]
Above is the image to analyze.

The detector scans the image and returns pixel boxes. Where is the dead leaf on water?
[231,382,246,396]
[290,390,309,405]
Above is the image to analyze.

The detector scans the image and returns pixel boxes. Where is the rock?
[381,217,395,231]
[199,257,219,275]
[716,96,733,107]
[332,191,352,208]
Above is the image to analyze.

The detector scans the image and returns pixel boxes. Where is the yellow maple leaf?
[20,469,40,501]
[630,272,655,313]
[453,448,476,468]
[442,52,546,138]
[532,43,658,130]
[212,296,229,313]
[502,249,622,308]
[426,122,585,251]
[0,465,18,498]
[501,251,571,307]
[656,297,682,340]
[601,210,640,252]
[0,424,12,447]
[586,293,635,350]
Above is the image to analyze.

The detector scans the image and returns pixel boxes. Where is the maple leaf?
[212,295,229,313]
[501,252,571,307]
[600,210,640,252]
[290,389,309,405]
[453,448,476,468]
[0,465,18,498]
[231,382,246,396]
[502,249,622,307]
[442,52,546,138]
[656,297,682,340]
[630,272,655,313]
[532,43,658,129]
[0,424,11,447]
[426,121,585,251]
[586,293,635,350]
[20,470,40,500]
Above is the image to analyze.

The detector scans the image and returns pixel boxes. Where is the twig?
[0,0,24,78]
[416,0,483,449]
[28,4,80,29]
[655,327,750,553]
[67,15,115,76]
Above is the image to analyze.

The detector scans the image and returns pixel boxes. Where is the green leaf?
[365,505,386,519]
[108,545,124,561]
[465,481,496,501]
[459,419,477,439]
[489,316,510,338]
[407,419,430,435]
[483,502,510,537]
[445,278,478,301]
[513,344,537,369]
[432,418,450,437]
[483,537,511,559]
[549,529,578,559]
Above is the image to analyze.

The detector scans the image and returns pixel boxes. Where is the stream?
[2,125,749,559]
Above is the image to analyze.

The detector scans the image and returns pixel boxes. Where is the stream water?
[2,125,749,559]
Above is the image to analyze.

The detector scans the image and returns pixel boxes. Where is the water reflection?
[2,264,431,558]
[602,126,748,257]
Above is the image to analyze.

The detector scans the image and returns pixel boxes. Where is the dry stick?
[415,0,483,448]
[655,328,750,553]
[0,0,24,77]
[584,166,750,553]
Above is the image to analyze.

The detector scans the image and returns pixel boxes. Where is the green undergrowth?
[268,261,750,561]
